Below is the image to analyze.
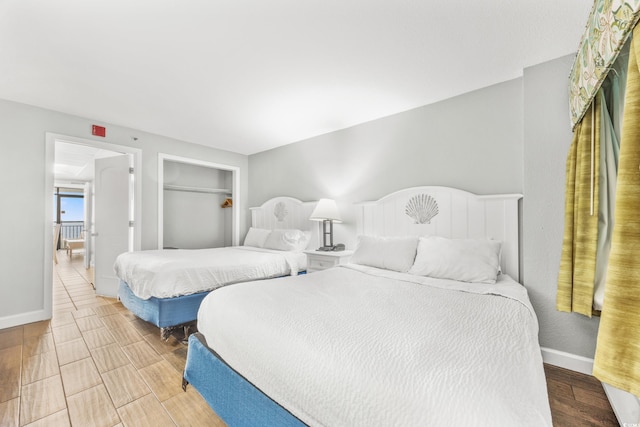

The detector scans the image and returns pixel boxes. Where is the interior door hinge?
[129,221,135,227]
[129,167,134,174]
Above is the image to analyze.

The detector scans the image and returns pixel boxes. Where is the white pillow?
[408,236,502,284]
[350,235,418,272]
[243,227,272,248]
[263,229,312,252]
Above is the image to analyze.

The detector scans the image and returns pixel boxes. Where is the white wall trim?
[542,347,639,425]
[158,153,240,248]
[0,310,51,330]
[602,383,640,426]
[541,346,594,375]
[42,133,142,327]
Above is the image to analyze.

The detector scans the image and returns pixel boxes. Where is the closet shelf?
[164,184,232,195]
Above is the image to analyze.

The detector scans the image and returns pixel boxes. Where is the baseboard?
[541,346,593,375]
[542,347,639,426]
[602,383,640,426]
[0,309,51,330]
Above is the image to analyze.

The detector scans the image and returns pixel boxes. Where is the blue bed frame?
[183,333,305,427]
[118,274,305,340]
[117,281,209,339]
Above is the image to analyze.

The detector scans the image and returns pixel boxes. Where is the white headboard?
[356,186,522,282]
[250,197,319,249]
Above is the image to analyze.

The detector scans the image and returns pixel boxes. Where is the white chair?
[65,232,84,258]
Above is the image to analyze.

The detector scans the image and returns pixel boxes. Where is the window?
[54,188,85,246]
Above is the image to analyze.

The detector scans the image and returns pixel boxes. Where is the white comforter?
[197,264,552,427]
[113,246,306,300]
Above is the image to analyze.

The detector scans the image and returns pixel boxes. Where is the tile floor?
[0,251,224,426]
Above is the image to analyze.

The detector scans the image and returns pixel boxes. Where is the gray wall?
[249,55,600,359]
[0,98,248,327]
[523,54,600,356]
[249,78,524,249]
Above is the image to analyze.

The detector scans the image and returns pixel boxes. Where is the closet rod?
[164,184,232,195]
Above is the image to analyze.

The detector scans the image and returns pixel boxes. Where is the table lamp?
[309,199,344,251]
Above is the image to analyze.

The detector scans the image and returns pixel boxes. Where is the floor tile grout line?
[54,253,180,424]
[51,252,91,426]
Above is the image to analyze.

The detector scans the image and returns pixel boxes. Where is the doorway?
[44,133,142,316]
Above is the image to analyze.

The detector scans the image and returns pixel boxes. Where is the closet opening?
[157,153,240,250]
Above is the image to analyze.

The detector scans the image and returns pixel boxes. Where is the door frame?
[44,133,142,317]
[158,153,240,249]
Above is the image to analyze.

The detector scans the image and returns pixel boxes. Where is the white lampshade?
[309,199,342,222]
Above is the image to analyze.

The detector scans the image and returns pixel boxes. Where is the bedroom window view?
[53,188,84,249]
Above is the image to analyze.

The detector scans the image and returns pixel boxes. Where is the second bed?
[114,196,317,339]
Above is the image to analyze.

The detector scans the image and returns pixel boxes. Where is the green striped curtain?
[594,26,640,397]
[557,99,601,317]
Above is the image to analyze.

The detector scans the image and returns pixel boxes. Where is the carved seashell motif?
[405,194,439,224]
[274,202,288,222]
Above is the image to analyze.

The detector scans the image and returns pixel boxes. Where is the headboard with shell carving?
[356,186,522,282]
[249,197,320,250]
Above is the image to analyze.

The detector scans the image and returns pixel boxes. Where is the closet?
[162,159,233,249]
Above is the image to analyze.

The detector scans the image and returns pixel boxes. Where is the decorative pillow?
[408,236,502,284]
[350,235,419,272]
[263,229,312,252]
[243,227,272,248]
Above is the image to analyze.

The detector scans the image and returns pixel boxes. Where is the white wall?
[0,98,248,328]
[249,57,600,360]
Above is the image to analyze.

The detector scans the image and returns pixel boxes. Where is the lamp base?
[316,244,345,252]
[316,219,345,251]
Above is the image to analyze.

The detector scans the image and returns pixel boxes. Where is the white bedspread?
[113,246,306,300]
[197,264,552,426]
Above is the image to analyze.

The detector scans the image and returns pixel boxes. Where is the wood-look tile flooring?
[0,252,621,426]
[545,364,619,426]
[0,251,224,426]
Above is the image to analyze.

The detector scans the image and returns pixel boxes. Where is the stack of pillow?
[350,235,502,284]
[244,228,504,284]
[243,227,312,252]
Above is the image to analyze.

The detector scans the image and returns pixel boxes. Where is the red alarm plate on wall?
[92,125,106,137]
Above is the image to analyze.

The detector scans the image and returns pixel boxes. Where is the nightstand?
[304,250,354,273]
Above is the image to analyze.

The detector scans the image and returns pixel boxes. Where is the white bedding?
[197,264,552,426]
[113,246,306,300]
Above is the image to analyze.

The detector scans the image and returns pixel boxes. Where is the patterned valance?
[569,0,640,130]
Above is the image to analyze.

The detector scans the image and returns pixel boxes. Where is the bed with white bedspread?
[114,196,317,339]
[114,246,306,300]
[183,187,551,425]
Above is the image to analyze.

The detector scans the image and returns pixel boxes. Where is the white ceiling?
[1,1,592,155]
[54,142,122,183]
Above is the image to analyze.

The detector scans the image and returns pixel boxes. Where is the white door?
[94,154,132,297]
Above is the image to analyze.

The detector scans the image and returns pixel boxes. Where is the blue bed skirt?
[183,333,306,427]
[117,281,209,328]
